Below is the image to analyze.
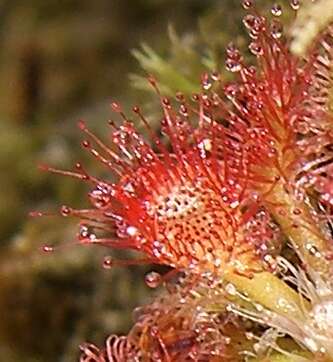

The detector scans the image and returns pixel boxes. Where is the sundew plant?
[36,0,333,361]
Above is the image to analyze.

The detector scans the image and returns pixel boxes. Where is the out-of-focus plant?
[130,1,246,97]
[290,0,333,56]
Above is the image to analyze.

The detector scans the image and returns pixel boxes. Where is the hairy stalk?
[266,181,331,278]
[225,271,309,319]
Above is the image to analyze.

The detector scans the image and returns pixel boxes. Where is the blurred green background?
[0,1,251,361]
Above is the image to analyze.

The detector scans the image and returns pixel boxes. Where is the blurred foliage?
[290,0,333,56]
[130,0,295,104]
[130,1,247,97]
[0,0,219,123]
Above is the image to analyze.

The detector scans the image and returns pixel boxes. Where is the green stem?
[266,181,332,278]
[224,271,309,319]
[250,353,310,362]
